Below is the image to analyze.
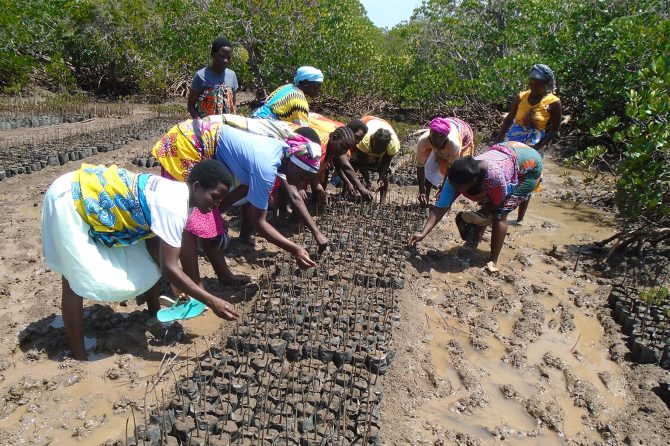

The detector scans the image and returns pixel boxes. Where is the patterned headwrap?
[294,66,324,84]
[284,134,322,173]
[530,64,555,91]
[429,117,452,136]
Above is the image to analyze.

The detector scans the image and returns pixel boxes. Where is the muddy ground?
[0,110,668,445]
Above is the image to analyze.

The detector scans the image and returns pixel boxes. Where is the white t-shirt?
[142,176,191,248]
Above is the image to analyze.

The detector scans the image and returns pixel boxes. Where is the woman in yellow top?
[494,64,562,222]
[350,116,400,204]
[495,64,562,148]
[307,113,374,200]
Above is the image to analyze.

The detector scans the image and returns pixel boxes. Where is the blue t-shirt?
[191,67,239,93]
[436,181,459,209]
[215,125,287,210]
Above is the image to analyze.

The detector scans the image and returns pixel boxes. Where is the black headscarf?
[530,64,555,91]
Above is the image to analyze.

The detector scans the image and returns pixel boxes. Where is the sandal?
[156,296,207,322]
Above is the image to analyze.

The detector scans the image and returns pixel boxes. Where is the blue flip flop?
[157,296,207,322]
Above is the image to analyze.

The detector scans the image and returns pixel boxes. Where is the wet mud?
[0,114,668,445]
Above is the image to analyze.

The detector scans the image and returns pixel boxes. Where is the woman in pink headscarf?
[415,117,474,205]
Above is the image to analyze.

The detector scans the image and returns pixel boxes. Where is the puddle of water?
[514,199,615,253]
[560,395,591,439]
[424,303,614,444]
[427,308,536,395]
[0,305,227,444]
[498,315,515,336]
[525,297,626,410]
[0,353,160,444]
[419,196,624,444]
[421,393,541,443]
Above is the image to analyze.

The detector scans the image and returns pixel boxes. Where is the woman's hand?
[408,206,449,248]
[407,232,426,247]
[294,246,317,269]
[208,298,240,320]
[315,232,330,253]
[358,187,373,201]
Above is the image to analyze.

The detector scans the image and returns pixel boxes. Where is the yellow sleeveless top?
[514,90,559,131]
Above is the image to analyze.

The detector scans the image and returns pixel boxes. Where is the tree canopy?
[1,0,668,237]
[2,0,667,123]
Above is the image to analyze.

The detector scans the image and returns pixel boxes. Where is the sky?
[360,0,423,28]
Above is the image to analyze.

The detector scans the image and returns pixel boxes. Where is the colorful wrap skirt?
[504,123,545,192]
[152,119,229,242]
[42,172,161,302]
[505,122,544,146]
[71,164,153,247]
[496,142,543,216]
[197,84,235,117]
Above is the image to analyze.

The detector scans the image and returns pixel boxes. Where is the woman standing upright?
[495,64,562,149]
[188,37,239,119]
[494,64,562,223]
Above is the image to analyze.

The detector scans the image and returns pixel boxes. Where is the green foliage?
[639,287,669,306]
[44,54,77,92]
[574,55,670,229]
[0,0,668,134]
[613,56,670,225]
[2,0,667,238]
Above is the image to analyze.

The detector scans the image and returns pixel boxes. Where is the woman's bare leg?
[61,277,87,360]
[379,182,389,205]
[143,237,167,311]
[490,214,509,264]
[145,282,161,315]
[239,203,255,243]
[200,237,237,284]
